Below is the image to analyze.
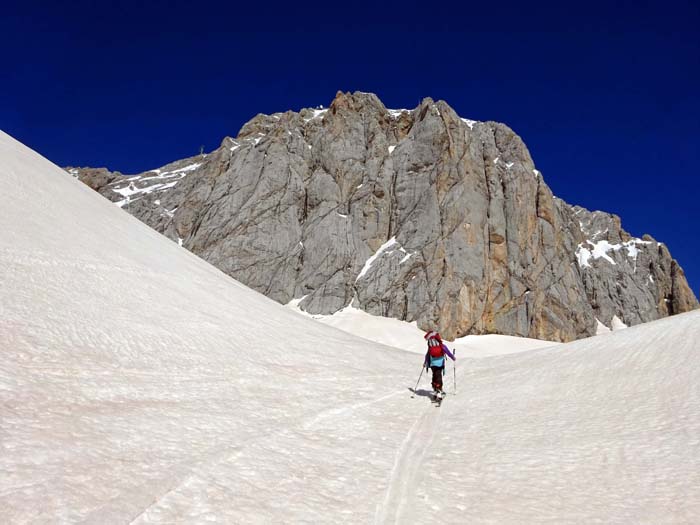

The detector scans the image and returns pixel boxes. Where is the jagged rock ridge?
[67,91,698,341]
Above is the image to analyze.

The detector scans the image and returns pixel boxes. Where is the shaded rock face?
[69,91,698,341]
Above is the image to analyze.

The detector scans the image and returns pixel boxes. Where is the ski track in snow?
[375,391,442,524]
[128,390,408,524]
[124,390,411,523]
[132,373,462,524]
[106,444,246,525]
[375,365,467,524]
[302,389,406,430]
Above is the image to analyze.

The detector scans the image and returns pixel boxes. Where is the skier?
[424,331,455,401]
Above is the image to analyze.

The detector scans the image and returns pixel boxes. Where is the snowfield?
[286,302,559,357]
[1,130,699,524]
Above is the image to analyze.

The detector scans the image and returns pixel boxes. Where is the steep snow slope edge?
[0,130,409,522]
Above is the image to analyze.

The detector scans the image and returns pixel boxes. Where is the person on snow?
[424,331,455,399]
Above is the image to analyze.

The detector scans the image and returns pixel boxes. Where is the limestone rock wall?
[70,91,698,341]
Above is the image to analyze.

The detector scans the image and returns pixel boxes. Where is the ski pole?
[453,348,457,395]
[410,364,425,398]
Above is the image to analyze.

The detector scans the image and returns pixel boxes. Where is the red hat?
[424,331,442,342]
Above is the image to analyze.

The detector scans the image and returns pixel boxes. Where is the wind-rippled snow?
[2,130,699,524]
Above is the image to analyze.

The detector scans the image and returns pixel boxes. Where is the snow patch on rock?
[461,118,477,130]
[596,319,612,334]
[355,238,416,282]
[304,108,328,122]
[356,237,397,282]
[576,238,652,269]
[387,109,408,118]
[110,162,202,208]
[611,315,628,330]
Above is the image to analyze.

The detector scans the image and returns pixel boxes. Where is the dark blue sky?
[3,0,699,295]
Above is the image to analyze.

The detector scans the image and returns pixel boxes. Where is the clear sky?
[3,0,698,294]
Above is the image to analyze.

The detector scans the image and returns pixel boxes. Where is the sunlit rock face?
[69,91,698,341]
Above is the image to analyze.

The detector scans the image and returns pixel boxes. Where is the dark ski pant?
[430,366,444,391]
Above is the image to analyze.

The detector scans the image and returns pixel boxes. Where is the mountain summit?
[69,91,698,341]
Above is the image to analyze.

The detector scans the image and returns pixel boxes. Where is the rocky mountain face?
[67,91,698,341]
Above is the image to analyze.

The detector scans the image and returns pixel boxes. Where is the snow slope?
[287,302,558,357]
[2,130,699,523]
